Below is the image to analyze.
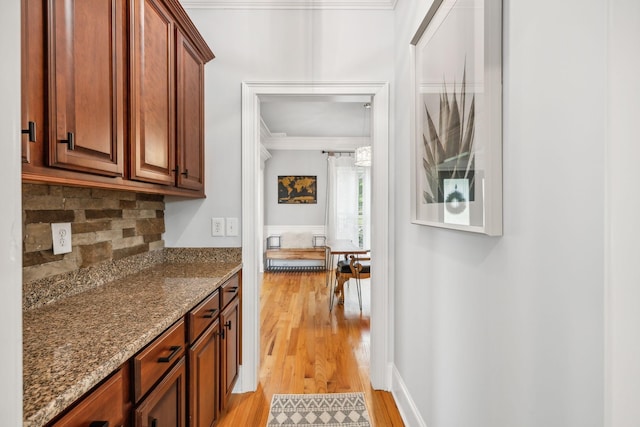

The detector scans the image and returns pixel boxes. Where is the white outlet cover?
[51,222,72,255]
[211,218,225,237]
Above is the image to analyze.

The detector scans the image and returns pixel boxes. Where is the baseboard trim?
[391,364,427,427]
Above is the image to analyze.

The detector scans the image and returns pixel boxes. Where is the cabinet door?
[135,356,187,427]
[220,297,240,409]
[48,0,125,176]
[189,320,220,427]
[130,0,176,185]
[21,0,46,166]
[52,368,126,427]
[176,31,205,192]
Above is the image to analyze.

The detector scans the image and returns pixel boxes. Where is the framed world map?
[278,176,317,204]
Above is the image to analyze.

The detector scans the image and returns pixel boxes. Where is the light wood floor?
[216,270,404,426]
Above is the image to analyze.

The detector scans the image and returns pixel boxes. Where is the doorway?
[240,81,392,393]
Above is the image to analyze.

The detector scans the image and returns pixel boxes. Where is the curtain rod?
[322,150,354,154]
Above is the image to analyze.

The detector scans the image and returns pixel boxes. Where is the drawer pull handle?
[89,422,109,427]
[226,286,238,293]
[203,308,218,319]
[158,345,181,363]
[224,320,232,330]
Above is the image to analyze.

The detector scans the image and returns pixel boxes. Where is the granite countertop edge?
[23,260,242,427]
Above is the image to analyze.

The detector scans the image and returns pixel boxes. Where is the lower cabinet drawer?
[188,290,220,343]
[134,318,186,402]
[51,367,127,427]
[220,275,240,309]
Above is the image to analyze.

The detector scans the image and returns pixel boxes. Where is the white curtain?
[361,164,371,250]
[325,155,370,248]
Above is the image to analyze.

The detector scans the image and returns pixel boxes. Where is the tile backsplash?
[22,183,165,283]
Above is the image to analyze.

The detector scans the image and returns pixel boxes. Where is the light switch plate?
[51,222,72,255]
[226,217,239,236]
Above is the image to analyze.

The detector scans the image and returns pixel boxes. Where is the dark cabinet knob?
[21,121,36,142]
[59,131,74,150]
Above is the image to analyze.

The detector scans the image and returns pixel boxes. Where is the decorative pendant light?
[354,146,371,167]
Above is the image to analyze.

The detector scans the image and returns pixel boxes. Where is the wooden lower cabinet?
[51,367,128,427]
[48,272,241,427]
[189,319,220,427]
[220,297,240,409]
[135,356,187,427]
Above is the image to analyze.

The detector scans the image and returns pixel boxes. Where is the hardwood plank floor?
[216,270,404,426]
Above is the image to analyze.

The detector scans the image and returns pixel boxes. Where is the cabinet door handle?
[151,418,158,427]
[21,121,36,142]
[224,320,232,330]
[217,328,225,340]
[203,308,218,319]
[171,166,179,174]
[59,132,75,150]
[181,169,189,177]
[157,345,181,363]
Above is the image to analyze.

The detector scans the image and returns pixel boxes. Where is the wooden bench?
[264,234,326,272]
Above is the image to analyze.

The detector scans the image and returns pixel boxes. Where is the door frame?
[240,81,393,391]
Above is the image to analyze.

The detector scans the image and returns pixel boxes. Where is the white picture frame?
[410,0,503,235]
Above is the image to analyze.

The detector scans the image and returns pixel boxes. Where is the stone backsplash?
[23,183,165,283]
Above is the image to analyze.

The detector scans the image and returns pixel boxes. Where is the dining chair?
[330,253,370,311]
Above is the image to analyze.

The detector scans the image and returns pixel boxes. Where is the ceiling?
[260,95,372,138]
[180,0,397,10]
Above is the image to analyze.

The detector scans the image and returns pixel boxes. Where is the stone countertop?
[23,261,242,427]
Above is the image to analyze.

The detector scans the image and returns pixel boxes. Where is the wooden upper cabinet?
[21,0,213,196]
[176,31,205,192]
[130,0,176,186]
[131,0,212,192]
[21,0,46,166]
[48,0,126,176]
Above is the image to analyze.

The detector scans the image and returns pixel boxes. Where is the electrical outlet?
[51,222,72,255]
[226,217,239,236]
[211,218,225,236]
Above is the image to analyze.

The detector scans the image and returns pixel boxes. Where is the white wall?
[0,0,23,423]
[393,1,605,426]
[164,9,394,247]
[264,150,327,226]
[607,0,640,425]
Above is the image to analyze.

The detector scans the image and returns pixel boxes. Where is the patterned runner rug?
[267,392,371,426]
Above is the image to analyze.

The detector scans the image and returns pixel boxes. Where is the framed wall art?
[410,0,503,235]
[278,175,317,204]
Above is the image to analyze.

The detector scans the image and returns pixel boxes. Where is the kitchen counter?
[23,258,242,426]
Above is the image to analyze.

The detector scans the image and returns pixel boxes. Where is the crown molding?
[181,0,397,10]
[263,136,370,151]
[260,118,273,141]
[260,144,272,162]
